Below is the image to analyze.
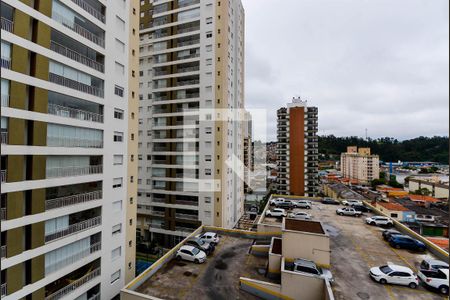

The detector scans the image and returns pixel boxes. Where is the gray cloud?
[242,0,449,141]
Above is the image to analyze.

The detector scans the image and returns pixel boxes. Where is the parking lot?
[282,200,446,300]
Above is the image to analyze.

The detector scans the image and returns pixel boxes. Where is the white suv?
[370,264,418,289]
[176,245,207,264]
[294,200,312,209]
[342,199,363,206]
[269,198,286,206]
[197,232,220,245]
[366,216,394,227]
[265,208,287,217]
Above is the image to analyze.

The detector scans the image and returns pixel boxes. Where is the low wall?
[251,244,271,256]
[364,201,449,261]
[240,277,288,300]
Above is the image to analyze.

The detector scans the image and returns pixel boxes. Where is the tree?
[411,188,432,196]
[371,178,386,189]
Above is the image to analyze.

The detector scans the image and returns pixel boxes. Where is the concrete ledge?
[364,201,449,261]
[240,277,290,300]
[251,244,270,256]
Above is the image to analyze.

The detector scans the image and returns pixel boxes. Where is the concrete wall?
[282,230,330,267]
[280,263,325,300]
[268,252,282,276]
[239,278,285,300]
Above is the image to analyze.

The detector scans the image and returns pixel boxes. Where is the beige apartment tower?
[1,0,138,298]
[340,146,380,185]
[137,0,246,248]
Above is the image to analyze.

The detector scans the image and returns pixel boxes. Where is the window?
[114,132,124,142]
[112,223,122,235]
[391,213,398,218]
[115,85,124,97]
[205,155,212,162]
[113,177,123,188]
[206,59,212,66]
[205,127,212,134]
[206,17,213,24]
[112,247,121,260]
[111,270,121,284]
[206,31,213,38]
[205,197,211,203]
[205,169,211,175]
[114,108,124,119]
[115,39,125,53]
[206,45,212,52]
[115,62,125,75]
[113,200,122,212]
[113,155,124,165]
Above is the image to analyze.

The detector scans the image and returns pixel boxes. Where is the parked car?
[288,211,312,220]
[269,197,286,206]
[293,200,312,209]
[197,232,220,245]
[265,208,287,218]
[336,207,362,217]
[420,258,449,271]
[293,258,334,283]
[186,238,214,255]
[342,199,363,206]
[276,201,294,209]
[382,229,402,241]
[321,198,340,205]
[369,264,418,288]
[389,235,427,252]
[418,268,449,294]
[365,216,394,227]
[176,245,207,264]
[351,204,371,213]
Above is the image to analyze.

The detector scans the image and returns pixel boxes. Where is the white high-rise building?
[137,0,246,248]
[0,0,138,298]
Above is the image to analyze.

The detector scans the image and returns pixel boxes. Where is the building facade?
[276,98,319,197]
[1,0,138,298]
[137,0,246,248]
[340,146,379,185]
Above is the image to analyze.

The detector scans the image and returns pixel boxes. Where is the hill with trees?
[319,135,449,164]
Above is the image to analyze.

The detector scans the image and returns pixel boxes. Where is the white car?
[336,207,362,217]
[176,245,207,264]
[293,200,312,209]
[265,208,287,217]
[288,212,312,220]
[366,216,394,227]
[197,232,220,245]
[370,264,418,289]
[269,197,286,205]
[418,268,449,295]
[342,199,363,206]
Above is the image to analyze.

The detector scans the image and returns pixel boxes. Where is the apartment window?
[115,62,125,75]
[112,223,122,235]
[206,17,213,24]
[111,270,121,284]
[206,59,212,66]
[205,197,211,203]
[114,132,124,142]
[113,178,123,188]
[113,200,122,212]
[114,108,124,119]
[115,85,124,97]
[205,169,211,175]
[113,155,124,165]
[205,155,212,162]
[206,45,212,52]
[112,247,121,260]
[206,31,213,38]
[205,127,212,134]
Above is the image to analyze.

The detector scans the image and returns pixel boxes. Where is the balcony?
[150,211,165,217]
[175,226,195,233]
[47,136,103,148]
[46,190,102,210]
[175,213,197,220]
[52,12,105,47]
[178,0,200,8]
[1,283,6,298]
[45,267,101,300]
[176,79,199,87]
[45,216,102,243]
[1,94,8,107]
[48,103,103,123]
[1,245,6,259]
[1,17,13,32]
[88,293,100,300]
[46,242,101,275]
[46,165,103,179]
[0,208,5,220]
[70,0,105,23]
[176,39,200,48]
[50,41,104,72]
[149,223,165,229]
[1,57,10,69]
[1,170,6,183]
[1,132,7,144]
[49,73,104,98]
[175,200,198,206]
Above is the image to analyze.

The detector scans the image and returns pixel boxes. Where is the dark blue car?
[389,235,426,252]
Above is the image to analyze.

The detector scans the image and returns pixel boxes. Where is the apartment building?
[136,0,246,248]
[0,0,138,299]
[276,98,319,197]
[340,146,380,185]
[243,111,253,193]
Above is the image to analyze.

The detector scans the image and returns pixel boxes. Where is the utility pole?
[365,128,368,140]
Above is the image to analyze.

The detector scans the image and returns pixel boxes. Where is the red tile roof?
[407,194,441,203]
[427,238,449,251]
[377,202,409,211]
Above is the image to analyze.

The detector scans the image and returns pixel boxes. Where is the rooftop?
[376,201,410,211]
[406,194,442,203]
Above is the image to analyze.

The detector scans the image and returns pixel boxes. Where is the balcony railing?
[176,66,200,74]
[70,0,105,23]
[50,41,104,72]
[178,26,200,34]
[175,200,198,206]
[46,165,103,179]
[176,79,200,87]
[1,94,9,107]
[52,12,105,47]
[49,73,104,98]
[47,136,103,148]
[177,39,200,48]
[1,170,6,183]
[88,293,101,300]
[1,283,6,298]
[175,226,195,233]
[45,242,101,275]
[175,213,198,220]
[1,132,7,144]
[1,245,6,259]
[1,57,11,69]
[1,17,13,32]
[149,223,164,229]
[48,103,103,123]
[46,190,102,210]
[45,267,101,300]
[150,211,165,217]
[178,0,200,8]
[45,216,102,243]
[0,208,5,221]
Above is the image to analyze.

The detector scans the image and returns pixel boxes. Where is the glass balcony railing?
[46,165,103,179]
[47,136,103,148]
[45,267,101,300]
[48,103,103,123]
[1,132,7,144]
[70,0,105,23]
[52,12,105,47]
[50,41,104,72]
[1,170,6,183]
[1,57,11,69]
[1,245,6,259]
[0,208,5,220]
[45,216,102,243]
[45,242,101,275]
[49,73,104,97]
[45,190,102,210]
[175,213,198,220]
[1,94,8,107]
[1,17,13,32]
[1,283,6,298]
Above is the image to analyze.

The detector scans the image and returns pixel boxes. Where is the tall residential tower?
[340,146,380,185]
[276,98,319,197]
[137,0,245,248]
[1,0,138,298]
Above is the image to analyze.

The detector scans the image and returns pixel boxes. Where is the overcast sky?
[241,0,449,141]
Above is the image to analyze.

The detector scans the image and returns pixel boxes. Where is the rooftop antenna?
[365,128,368,140]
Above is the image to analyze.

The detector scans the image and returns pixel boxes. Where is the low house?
[374,202,415,222]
